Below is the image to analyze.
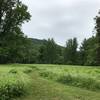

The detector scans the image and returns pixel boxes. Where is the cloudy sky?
[22,0,100,46]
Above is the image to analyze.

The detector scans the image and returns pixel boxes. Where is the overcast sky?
[22,0,100,46]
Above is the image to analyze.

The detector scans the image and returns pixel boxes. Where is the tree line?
[38,34,99,66]
[0,0,100,66]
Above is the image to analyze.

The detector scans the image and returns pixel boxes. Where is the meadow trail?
[17,68,100,100]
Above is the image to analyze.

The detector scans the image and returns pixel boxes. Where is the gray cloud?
[22,0,100,46]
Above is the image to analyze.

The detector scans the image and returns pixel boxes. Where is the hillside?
[30,38,64,49]
[30,38,47,47]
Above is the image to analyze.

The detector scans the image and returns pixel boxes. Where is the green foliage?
[39,71,57,80]
[38,38,62,64]
[79,37,97,65]
[0,72,31,100]
[57,74,100,91]
[64,38,78,65]
[37,65,100,91]
[23,68,33,74]
[0,64,100,100]
[0,0,31,64]
[0,0,99,66]
[95,11,100,65]
[9,69,18,74]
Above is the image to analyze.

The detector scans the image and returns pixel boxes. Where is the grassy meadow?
[0,64,100,100]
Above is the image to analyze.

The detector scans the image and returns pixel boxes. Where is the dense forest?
[0,0,100,66]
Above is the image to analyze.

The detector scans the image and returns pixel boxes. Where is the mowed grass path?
[0,64,100,100]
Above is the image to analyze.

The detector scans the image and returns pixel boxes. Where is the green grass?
[0,64,100,100]
[0,65,32,100]
[36,65,100,91]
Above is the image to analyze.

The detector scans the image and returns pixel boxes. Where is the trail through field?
[18,71,100,100]
[0,64,100,100]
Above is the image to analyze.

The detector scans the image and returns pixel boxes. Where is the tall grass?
[37,65,100,91]
[57,74,100,91]
[0,69,31,100]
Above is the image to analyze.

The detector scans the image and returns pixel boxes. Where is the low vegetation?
[0,66,32,100]
[36,65,100,91]
[0,64,100,100]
